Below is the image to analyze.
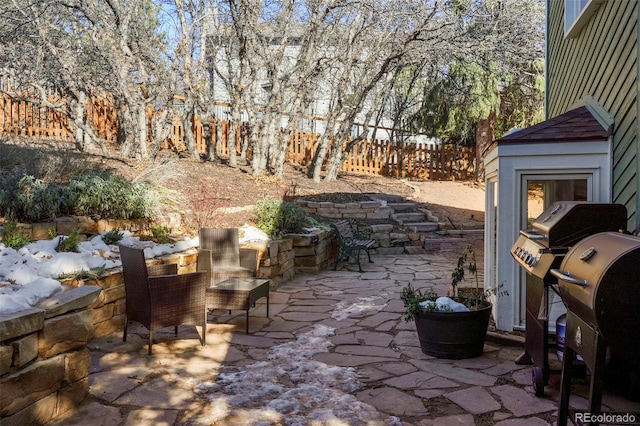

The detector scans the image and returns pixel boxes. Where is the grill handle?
[549,269,588,287]
[519,230,545,240]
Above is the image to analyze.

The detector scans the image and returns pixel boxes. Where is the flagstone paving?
[49,253,639,426]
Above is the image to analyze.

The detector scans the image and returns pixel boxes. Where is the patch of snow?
[420,296,469,312]
[238,224,270,242]
[191,324,397,425]
[331,296,388,321]
[0,231,198,315]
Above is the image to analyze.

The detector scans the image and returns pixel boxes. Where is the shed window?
[564,0,605,38]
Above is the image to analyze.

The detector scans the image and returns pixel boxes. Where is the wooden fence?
[0,94,476,180]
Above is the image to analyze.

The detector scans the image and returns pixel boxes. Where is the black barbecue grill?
[552,232,640,426]
[510,202,627,397]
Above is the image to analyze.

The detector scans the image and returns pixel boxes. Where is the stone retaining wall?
[288,229,338,274]
[0,286,101,426]
[10,214,181,242]
[255,238,295,288]
[0,249,200,426]
[253,229,337,284]
[295,200,392,220]
[423,230,485,258]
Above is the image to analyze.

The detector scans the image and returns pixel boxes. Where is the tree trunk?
[228,120,238,167]
[118,102,133,159]
[250,122,268,176]
[182,97,200,160]
[310,134,332,182]
[324,141,344,181]
[228,108,243,168]
[215,120,224,158]
[271,129,289,176]
[203,117,217,161]
[149,108,172,157]
[73,91,87,151]
[239,123,249,163]
[136,103,148,160]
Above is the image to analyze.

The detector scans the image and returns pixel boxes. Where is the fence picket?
[0,95,475,181]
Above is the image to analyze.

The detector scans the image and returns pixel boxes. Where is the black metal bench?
[331,220,376,272]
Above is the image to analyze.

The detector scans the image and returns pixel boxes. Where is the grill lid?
[551,232,640,354]
[531,202,627,247]
[511,202,627,279]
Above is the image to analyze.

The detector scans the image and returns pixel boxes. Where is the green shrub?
[254,198,308,238]
[102,229,124,245]
[67,172,157,220]
[58,265,106,280]
[47,228,57,239]
[1,220,31,249]
[56,228,81,253]
[150,224,172,244]
[0,170,158,223]
[0,172,70,221]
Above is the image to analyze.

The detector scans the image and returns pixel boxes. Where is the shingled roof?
[484,106,611,155]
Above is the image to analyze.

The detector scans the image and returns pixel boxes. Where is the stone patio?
[46,254,639,425]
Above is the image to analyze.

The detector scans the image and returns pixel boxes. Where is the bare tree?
[159,0,219,161]
[1,0,172,160]
[1,0,545,178]
[206,0,463,180]
[207,0,340,175]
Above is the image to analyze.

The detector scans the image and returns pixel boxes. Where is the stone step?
[365,194,405,203]
[392,212,427,224]
[387,202,418,212]
[407,222,440,232]
[404,246,427,255]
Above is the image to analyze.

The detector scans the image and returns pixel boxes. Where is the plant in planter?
[401,244,493,359]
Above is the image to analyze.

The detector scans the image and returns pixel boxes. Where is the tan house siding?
[547,0,639,233]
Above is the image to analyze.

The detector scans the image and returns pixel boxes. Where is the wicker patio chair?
[119,244,207,355]
[197,228,258,286]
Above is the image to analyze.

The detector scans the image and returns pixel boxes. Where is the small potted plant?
[401,244,493,359]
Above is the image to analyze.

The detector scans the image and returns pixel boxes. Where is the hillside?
[0,137,485,234]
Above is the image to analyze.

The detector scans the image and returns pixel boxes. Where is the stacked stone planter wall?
[423,229,485,258]
[0,250,198,425]
[255,238,295,288]
[365,223,423,255]
[296,200,392,220]
[296,199,484,257]
[288,229,338,274]
[0,286,101,426]
[10,215,181,242]
[296,200,422,255]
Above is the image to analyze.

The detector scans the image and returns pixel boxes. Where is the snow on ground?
[190,323,400,426]
[188,298,401,426]
[331,296,388,321]
[0,230,200,315]
[0,225,272,316]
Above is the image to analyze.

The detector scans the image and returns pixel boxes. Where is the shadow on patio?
[50,254,639,426]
